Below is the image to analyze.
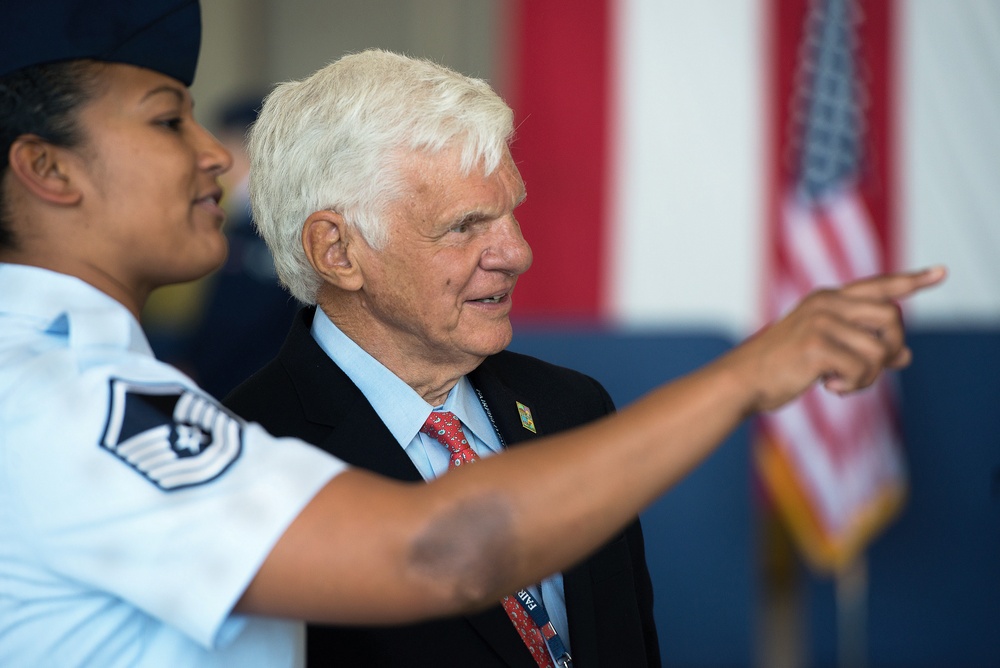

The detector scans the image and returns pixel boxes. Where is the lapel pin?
[516,401,537,433]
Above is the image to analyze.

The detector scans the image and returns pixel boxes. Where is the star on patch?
[100,378,244,491]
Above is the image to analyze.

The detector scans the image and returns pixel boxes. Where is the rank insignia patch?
[100,378,244,491]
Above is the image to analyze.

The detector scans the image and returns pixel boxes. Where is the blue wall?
[805,331,1000,668]
[509,327,1000,667]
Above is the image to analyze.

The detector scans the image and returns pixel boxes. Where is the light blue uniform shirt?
[311,309,571,659]
[0,264,345,667]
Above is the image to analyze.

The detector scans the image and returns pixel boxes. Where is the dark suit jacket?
[224,308,661,667]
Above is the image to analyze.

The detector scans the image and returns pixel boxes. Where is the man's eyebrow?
[449,189,527,225]
[454,210,493,224]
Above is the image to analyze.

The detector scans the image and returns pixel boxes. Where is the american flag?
[756,0,905,572]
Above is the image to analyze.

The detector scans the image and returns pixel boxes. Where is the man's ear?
[6,135,82,206]
[302,210,364,291]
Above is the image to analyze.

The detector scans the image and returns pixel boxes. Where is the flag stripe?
[758,0,902,572]
[507,0,611,322]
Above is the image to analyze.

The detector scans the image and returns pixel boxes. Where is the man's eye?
[158,117,183,131]
[451,222,469,233]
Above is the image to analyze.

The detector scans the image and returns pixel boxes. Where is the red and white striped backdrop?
[507,0,1000,333]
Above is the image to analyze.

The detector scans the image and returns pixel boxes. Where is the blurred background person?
[187,92,299,398]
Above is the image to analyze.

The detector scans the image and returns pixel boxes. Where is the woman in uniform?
[0,2,346,664]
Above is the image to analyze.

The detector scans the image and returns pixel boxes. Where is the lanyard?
[512,587,573,668]
[475,388,573,668]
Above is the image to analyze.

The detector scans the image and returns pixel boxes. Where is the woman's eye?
[158,117,183,131]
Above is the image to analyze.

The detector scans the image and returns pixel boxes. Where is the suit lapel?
[319,400,424,482]
[468,363,542,447]
[278,308,423,483]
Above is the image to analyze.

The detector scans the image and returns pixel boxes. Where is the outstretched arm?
[236,266,946,625]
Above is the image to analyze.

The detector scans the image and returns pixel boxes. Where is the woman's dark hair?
[0,60,106,248]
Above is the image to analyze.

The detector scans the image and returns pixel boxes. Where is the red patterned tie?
[420,412,555,668]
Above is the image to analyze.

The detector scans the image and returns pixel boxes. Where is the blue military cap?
[0,0,201,86]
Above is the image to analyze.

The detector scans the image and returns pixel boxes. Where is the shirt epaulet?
[66,307,134,351]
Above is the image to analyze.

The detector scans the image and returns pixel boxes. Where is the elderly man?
[225,49,657,667]
[223,50,942,667]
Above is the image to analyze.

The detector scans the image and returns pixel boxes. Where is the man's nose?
[481,216,533,276]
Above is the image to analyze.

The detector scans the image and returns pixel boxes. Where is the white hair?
[248,49,515,304]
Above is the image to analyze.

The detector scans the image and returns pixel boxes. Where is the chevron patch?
[100,378,244,491]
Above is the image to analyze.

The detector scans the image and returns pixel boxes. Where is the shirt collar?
[0,263,152,356]
[309,308,500,452]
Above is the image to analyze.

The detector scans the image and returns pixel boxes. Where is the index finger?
[842,265,948,301]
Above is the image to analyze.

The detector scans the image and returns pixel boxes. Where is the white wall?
[901,0,1000,328]
[609,0,765,335]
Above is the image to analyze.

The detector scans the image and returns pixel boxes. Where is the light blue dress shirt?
[311,309,570,659]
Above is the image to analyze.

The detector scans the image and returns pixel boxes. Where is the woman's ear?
[301,210,365,292]
[6,135,82,206]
